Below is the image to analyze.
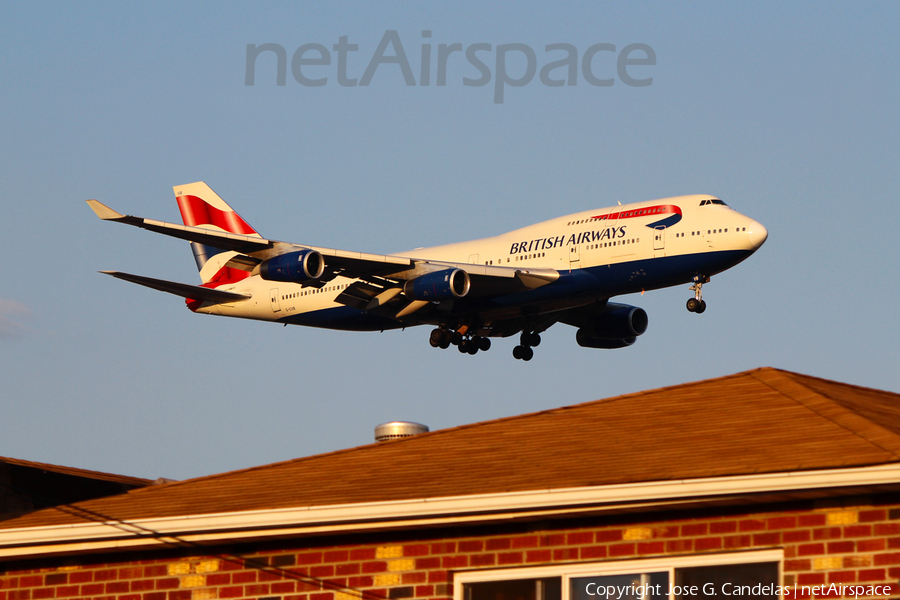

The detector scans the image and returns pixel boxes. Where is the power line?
[0,480,387,599]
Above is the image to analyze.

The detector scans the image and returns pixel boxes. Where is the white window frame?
[454,549,784,600]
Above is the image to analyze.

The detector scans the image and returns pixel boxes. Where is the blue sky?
[1,2,898,481]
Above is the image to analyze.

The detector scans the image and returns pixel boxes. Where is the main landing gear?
[428,326,541,360]
[429,328,491,355]
[686,275,710,314]
[513,331,541,361]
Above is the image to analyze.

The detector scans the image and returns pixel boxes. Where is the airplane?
[87,182,767,360]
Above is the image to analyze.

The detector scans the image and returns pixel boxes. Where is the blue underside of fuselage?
[281,308,403,331]
[278,249,754,331]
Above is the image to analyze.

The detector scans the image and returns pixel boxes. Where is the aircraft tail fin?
[173,182,260,284]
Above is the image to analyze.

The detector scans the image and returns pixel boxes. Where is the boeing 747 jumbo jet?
[88,183,767,360]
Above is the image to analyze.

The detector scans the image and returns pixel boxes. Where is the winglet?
[86,199,125,221]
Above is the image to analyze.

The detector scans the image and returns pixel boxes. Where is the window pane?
[465,578,561,600]
[676,562,778,600]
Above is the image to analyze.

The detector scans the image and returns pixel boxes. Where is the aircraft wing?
[87,200,274,254]
[304,246,559,292]
[88,200,559,300]
[100,271,251,303]
[304,246,414,278]
[404,260,560,294]
[87,199,413,274]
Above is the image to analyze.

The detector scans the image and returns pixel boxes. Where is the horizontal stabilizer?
[100,271,251,304]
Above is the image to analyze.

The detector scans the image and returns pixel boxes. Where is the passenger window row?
[282,284,348,301]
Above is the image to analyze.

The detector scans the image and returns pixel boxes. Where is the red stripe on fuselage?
[592,204,682,221]
[176,195,257,234]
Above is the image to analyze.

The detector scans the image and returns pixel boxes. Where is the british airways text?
[510,227,627,254]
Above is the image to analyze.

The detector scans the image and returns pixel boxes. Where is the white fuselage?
[195,195,766,330]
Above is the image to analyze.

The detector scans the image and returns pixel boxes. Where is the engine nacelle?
[259,249,325,283]
[404,269,470,301]
[579,304,648,340]
[575,331,637,349]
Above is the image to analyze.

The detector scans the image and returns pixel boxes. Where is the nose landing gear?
[686,297,706,313]
[687,275,709,313]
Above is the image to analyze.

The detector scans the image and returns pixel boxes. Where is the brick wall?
[1,498,898,600]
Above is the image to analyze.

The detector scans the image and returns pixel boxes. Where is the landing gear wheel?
[687,275,710,314]
[430,328,454,349]
[457,337,480,355]
[515,331,540,360]
[521,332,541,347]
[468,335,490,352]
[513,345,534,361]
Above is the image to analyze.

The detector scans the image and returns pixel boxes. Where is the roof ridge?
[117,367,890,498]
[773,368,900,397]
[124,368,768,495]
[750,368,900,458]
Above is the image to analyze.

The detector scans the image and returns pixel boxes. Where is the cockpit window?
[700,199,728,206]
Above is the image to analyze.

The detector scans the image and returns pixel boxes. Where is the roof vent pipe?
[375,421,429,443]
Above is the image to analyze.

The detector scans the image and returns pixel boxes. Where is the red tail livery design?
[172,182,258,294]
[87,183,766,361]
[175,185,257,235]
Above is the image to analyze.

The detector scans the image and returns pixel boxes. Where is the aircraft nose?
[747,220,768,249]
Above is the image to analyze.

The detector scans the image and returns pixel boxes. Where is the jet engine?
[575,304,648,349]
[575,331,636,349]
[259,249,325,283]
[404,269,470,301]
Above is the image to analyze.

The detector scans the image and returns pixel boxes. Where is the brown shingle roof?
[0,456,152,488]
[2,367,899,531]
